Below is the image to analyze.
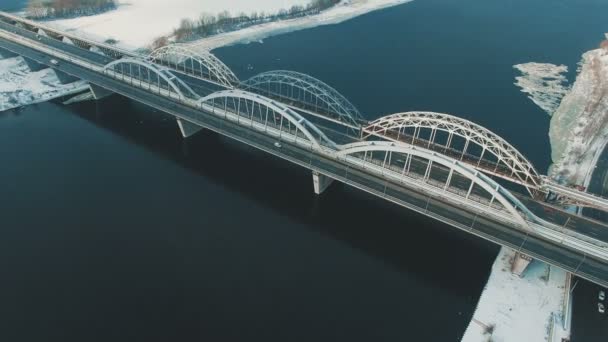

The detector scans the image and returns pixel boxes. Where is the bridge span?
[2,11,608,287]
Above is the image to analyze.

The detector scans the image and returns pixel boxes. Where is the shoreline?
[187,0,412,51]
[548,44,608,186]
[42,0,412,51]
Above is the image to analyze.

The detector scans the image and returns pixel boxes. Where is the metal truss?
[103,58,199,99]
[336,140,537,228]
[242,70,363,128]
[148,44,239,88]
[198,90,338,149]
[363,112,542,193]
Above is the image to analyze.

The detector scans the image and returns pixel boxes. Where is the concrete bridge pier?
[52,69,79,84]
[177,119,203,138]
[22,56,47,72]
[89,84,113,100]
[511,251,533,277]
[313,171,334,195]
[0,47,17,59]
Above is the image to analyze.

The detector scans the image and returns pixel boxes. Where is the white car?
[274,142,282,148]
[599,303,605,314]
[50,59,59,66]
[600,290,606,301]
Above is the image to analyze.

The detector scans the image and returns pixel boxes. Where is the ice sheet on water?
[513,62,570,115]
[0,57,87,112]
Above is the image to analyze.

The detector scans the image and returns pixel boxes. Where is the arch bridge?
[242,70,364,132]
[362,112,543,194]
[3,21,608,286]
[197,89,338,150]
[335,140,539,229]
[103,58,200,100]
[147,44,239,89]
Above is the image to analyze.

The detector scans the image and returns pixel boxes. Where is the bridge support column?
[177,119,203,138]
[90,45,105,55]
[37,28,48,37]
[52,69,79,84]
[313,171,334,195]
[89,84,113,100]
[511,251,533,277]
[22,56,47,72]
[62,36,75,46]
[0,47,17,59]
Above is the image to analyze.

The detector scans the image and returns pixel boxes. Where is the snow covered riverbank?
[549,40,608,186]
[45,0,411,50]
[475,34,608,342]
[188,0,411,51]
[514,34,608,187]
[0,57,88,112]
[462,248,570,342]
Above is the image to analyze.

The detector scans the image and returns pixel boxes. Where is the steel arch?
[198,89,338,149]
[148,44,238,88]
[363,112,541,191]
[103,58,199,99]
[337,141,534,228]
[243,70,363,127]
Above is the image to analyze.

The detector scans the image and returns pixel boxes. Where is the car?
[50,59,59,66]
[274,142,282,148]
[600,290,606,301]
[599,303,605,314]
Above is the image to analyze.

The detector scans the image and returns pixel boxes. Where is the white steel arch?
[103,58,199,99]
[198,89,338,149]
[243,70,363,127]
[148,44,239,88]
[364,112,541,191]
[337,141,535,229]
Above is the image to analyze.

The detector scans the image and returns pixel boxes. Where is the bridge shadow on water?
[0,94,504,341]
[66,95,500,297]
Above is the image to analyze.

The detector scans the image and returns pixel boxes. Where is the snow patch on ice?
[0,57,88,112]
[513,63,570,115]
[462,248,569,342]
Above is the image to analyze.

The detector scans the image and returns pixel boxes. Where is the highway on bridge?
[1,16,608,287]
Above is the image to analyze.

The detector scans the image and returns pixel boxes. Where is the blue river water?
[0,0,607,341]
[2,0,26,12]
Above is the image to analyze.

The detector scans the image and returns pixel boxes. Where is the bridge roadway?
[2,27,608,287]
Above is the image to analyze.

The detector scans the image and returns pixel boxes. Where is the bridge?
[2,11,608,287]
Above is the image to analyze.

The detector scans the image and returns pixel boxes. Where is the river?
[1,0,607,341]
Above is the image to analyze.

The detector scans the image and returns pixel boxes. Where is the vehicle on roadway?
[600,290,606,301]
[50,59,59,66]
[599,302,605,314]
[274,142,282,148]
